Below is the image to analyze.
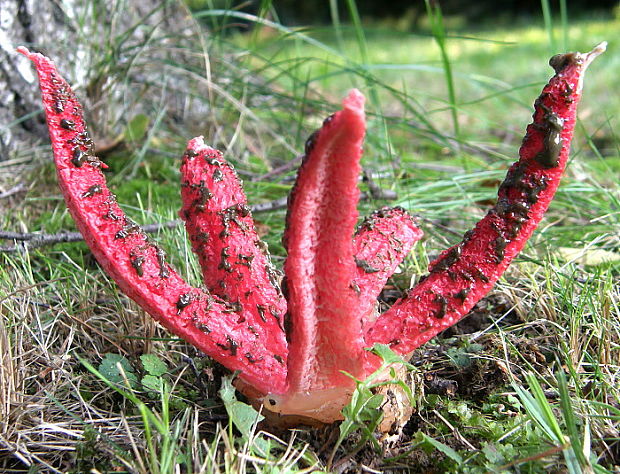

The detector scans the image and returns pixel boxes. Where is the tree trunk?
[0,0,77,160]
[0,0,190,162]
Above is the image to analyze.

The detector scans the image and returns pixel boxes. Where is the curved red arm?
[18,47,288,395]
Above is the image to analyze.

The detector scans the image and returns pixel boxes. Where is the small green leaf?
[98,353,138,389]
[369,343,409,365]
[482,442,506,464]
[219,376,264,440]
[367,393,384,409]
[416,432,463,463]
[219,376,271,457]
[142,374,163,393]
[140,354,168,376]
[446,346,476,368]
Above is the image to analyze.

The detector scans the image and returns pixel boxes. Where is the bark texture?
[0,0,73,160]
[0,0,191,161]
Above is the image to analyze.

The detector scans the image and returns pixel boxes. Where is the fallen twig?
[0,187,397,252]
[0,183,27,200]
[0,221,181,252]
[252,155,303,182]
[363,169,398,200]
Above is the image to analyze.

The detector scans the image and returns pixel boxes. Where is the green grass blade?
[540,0,557,54]
[424,0,459,146]
[329,0,345,52]
[559,0,569,50]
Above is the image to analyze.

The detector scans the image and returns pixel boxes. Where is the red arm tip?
[343,88,365,112]
[16,46,31,57]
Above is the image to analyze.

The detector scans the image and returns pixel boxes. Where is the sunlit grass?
[231,15,618,143]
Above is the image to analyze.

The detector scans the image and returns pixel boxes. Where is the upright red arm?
[366,43,607,355]
[282,90,366,394]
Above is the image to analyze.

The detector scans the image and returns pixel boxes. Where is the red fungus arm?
[19,47,287,395]
[366,43,606,355]
[282,90,367,394]
[179,138,288,363]
[353,206,423,327]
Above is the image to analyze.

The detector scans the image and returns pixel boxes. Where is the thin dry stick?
[252,154,303,182]
[0,221,181,252]
[363,169,398,200]
[1,189,396,252]
[0,183,27,200]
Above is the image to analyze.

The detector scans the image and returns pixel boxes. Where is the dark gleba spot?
[130,256,145,277]
[195,322,211,334]
[433,294,448,319]
[304,130,319,155]
[114,219,140,239]
[216,335,238,356]
[430,245,462,273]
[213,168,224,182]
[535,112,564,169]
[354,257,380,274]
[218,260,233,272]
[71,147,87,167]
[236,204,251,217]
[549,52,579,73]
[60,118,75,130]
[475,267,489,283]
[176,293,192,311]
[256,304,267,322]
[81,184,102,198]
[455,288,471,301]
[156,247,169,278]
[227,336,238,356]
[53,99,65,114]
[494,236,508,261]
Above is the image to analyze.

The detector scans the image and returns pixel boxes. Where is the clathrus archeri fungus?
[18,42,605,425]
